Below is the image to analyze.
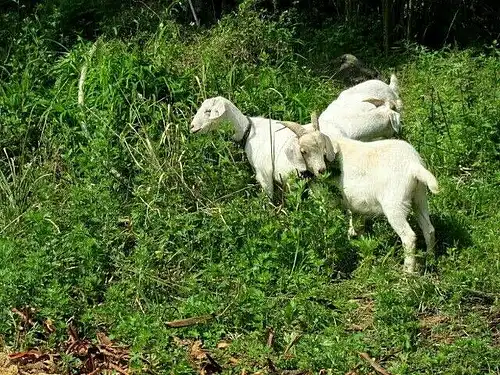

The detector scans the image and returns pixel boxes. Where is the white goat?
[319,74,403,141]
[280,115,438,273]
[190,96,316,198]
[336,73,402,109]
[191,76,401,198]
[319,96,401,141]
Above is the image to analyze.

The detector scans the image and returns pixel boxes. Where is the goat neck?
[222,99,252,142]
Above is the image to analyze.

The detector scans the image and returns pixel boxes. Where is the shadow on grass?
[417,212,473,273]
[354,212,472,273]
[432,212,473,257]
[330,245,360,282]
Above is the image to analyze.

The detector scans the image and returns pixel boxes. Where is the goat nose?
[318,167,326,174]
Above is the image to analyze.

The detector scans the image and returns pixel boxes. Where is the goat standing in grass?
[190,96,314,198]
[191,93,402,198]
[319,74,403,141]
[280,113,438,273]
[335,73,401,108]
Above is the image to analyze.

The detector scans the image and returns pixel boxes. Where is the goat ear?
[324,135,338,162]
[389,111,402,133]
[311,111,319,131]
[363,98,386,107]
[285,141,301,163]
[209,99,226,120]
[279,121,307,138]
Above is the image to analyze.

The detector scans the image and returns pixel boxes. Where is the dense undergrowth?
[0,2,499,374]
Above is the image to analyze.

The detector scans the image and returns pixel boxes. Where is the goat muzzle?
[299,170,314,179]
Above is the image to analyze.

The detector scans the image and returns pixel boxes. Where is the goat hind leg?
[384,208,417,273]
[413,185,436,254]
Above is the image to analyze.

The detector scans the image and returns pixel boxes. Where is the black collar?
[239,116,252,146]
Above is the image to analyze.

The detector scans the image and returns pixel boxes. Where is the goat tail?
[413,164,439,194]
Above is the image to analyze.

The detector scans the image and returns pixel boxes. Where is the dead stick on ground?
[108,362,129,375]
[166,314,214,328]
[358,352,392,375]
[266,327,274,348]
[283,333,302,356]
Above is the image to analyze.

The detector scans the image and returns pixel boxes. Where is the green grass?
[0,4,499,374]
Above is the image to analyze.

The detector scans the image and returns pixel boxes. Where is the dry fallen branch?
[266,327,275,348]
[283,333,302,356]
[358,352,392,375]
[11,307,35,329]
[166,314,214,328]
[108,362,130,375]
[7,350,60,374]
[266,358,310,375]
[5,313,132,375]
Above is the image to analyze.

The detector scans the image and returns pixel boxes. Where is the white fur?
[319,74,403,141]
[337,74,401,106]
[319,94,401,141]
[280,121,438,273]
[190,96,312,197]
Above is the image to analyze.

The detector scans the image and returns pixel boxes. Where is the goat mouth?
[190,127,201,134]
[299,170,314,179]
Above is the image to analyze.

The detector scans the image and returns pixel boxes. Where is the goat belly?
[342,191,382,215]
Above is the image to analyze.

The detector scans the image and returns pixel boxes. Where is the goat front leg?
[347,209,357,238]
[255,172,274,198]
[347,210,366,238]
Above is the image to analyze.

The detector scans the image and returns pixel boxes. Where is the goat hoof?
[347,227,358,239]
[403,260,417,274]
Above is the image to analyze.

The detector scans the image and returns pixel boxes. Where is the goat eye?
[301,149,306,155]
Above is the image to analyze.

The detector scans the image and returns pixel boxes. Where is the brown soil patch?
[0,351,58,375]
[418,313,457,344]
[1,329,131,375]
[487,310,500,346]
[346,298,374,332]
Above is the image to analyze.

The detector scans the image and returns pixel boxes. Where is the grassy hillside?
[0,4,499,374]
